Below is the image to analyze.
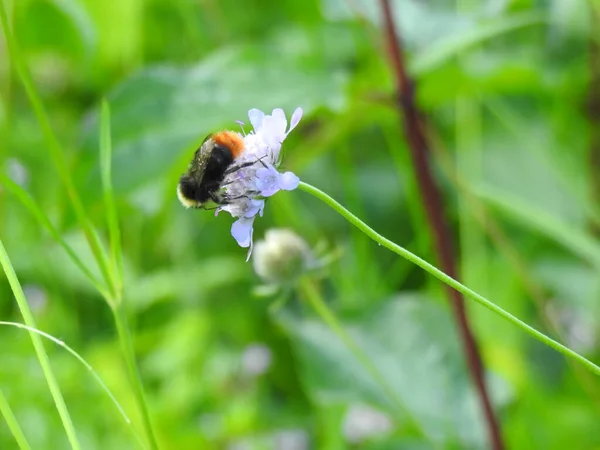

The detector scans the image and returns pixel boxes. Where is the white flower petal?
[288,107,303,134]
[265,111,287,139]
[272,108,287,127]
[248,109,265,131]
[261,116,284,156]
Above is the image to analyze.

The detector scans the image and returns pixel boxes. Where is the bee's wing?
[186,142,212,183]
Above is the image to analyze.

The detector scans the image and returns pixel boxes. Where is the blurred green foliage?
[1,0,599,449]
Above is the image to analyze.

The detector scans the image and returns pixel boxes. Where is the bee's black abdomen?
[178,175,202,204]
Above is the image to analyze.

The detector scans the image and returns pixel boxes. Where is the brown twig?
[379,1,504,449]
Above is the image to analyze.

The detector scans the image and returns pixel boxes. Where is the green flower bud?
[252,228,314,285]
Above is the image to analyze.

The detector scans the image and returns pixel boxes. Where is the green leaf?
[280,294,511,448]
[81,36,348,195]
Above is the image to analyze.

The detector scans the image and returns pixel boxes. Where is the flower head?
[252,228,315,285]
[219,107,303,260]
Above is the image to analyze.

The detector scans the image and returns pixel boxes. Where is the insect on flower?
[177,107,303,260]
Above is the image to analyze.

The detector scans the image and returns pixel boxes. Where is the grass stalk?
[0,239,81,449]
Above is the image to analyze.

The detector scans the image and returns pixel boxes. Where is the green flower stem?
[297,181,600,376]
[0,389,32,450]
[298,279,430,441]
[0,240,81,449]
[112,303,159,450]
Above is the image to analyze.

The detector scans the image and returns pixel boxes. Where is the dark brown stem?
[379,1,504,449]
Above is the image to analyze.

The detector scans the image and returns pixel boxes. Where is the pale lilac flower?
[219,107,303,260]
[254,166,300,197]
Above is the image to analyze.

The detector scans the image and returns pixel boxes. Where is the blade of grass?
[100,100,123,293]
[0,321,145,447]
[381,125,431,259]
[485,98,600,228]
[99,100,158,450]
[456,96,487,291]
[0,174,110,298]
[112,304,159,450]
[455,0,486,291]
[0,389,31,450]
[0,0,13,237]
[334,141,382,299]
[0,239,81,449]
[411,12,546,76]
[474,185,600,270]
[0,2,115,299]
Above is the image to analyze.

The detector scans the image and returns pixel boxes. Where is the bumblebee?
[177,131,245,208]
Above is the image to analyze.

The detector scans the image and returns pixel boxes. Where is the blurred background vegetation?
[1,0,600,448]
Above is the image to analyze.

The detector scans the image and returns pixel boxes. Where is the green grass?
[0,240,80,449]
[1,0,599,448]
[0,389,32,450]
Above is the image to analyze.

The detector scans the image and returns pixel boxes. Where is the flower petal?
[288,107,303,134]
[219,107,304,260]
[266,111,287,136]
[278,171,300,191]
[257,200,265,217]
[231,217,255,248]
[244,199,265,218]
[253,166,280,197]
[248,109,265,131]
[272,108,287,130]
[261,116,284,156]
[259,185,280,197]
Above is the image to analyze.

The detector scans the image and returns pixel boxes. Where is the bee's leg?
[200,193,229,211]
[208,191,226,205]
[255,155,269,168]
[224,155,269,175]
[225,190,260,201]
[224,161,256,175]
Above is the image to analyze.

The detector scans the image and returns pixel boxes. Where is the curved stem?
[0,321,145,447]
[297,181,600,376]
[378,0,503,447]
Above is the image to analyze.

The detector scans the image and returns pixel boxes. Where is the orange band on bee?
[213,131,245,158]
